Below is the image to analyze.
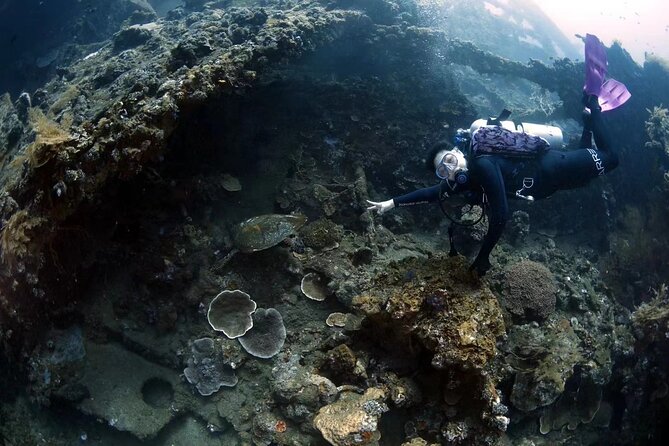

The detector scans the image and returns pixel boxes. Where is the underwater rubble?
[1,0,669,445]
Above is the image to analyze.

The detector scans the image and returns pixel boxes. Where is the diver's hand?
[470,256,491,277]
[366,199,395,214]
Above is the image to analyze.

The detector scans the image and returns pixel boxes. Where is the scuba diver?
[366,34,630,276]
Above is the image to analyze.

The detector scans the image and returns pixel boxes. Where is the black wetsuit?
[392,107,617,275]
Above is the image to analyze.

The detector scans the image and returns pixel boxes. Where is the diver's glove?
[366,199,395,214]
[470,256,491,277]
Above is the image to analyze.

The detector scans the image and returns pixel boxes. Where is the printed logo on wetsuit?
[587,148,605,176]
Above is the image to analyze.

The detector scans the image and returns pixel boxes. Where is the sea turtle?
[214,213,307,270]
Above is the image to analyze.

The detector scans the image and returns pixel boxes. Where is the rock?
[217,389,254,433]
[161,415,235,446]
[169,34,216,70]
[77,342,186,439]
[52,382,90,403]
[113,22,161,51]
[45,326,86,365]
[252,411,285,446]
[313,387,388,446]
[221,173,242,191]
[28,325,87,405]
[379,372,422,408]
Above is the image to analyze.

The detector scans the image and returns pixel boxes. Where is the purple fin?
[598,79,631,111]
[584,34,607,96]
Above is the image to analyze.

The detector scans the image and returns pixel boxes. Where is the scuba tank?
[469,118,564,149]
[459,117,563,160]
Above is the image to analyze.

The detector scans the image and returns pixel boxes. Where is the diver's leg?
[590,105,618,170]
[580,92,594,141]
[584,94,618,170]
[579,113,593,149]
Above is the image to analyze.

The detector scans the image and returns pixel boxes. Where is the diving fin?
[583,33,607,96]
[582,33,630,111]
[598,79,631,111]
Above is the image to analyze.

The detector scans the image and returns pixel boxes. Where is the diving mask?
[435,148,468,183]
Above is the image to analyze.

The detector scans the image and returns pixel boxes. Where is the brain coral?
[501,260,557,322]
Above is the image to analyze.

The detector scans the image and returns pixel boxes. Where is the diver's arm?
[366,184,442,215]
[393,184,442,207]
[471,158,508,276]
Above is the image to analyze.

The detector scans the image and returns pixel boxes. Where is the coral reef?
[0,1,364,335]
[207,289,257,338]
[401,438,439,446]
[313,387,389,446]
[606,284,669,442]
[350,255,508,443]
[325,312,349,328]
[539,372,605,434]
[505,320,583,412]
[632,283,669,344]
[272,355,338,427]
[505,210,530,246]
[322,344,368,384]
[183,337,239,396]
[238,308,286,359]
[0,209,45,273]
[364,255,505,371]
[499,259,557,322]
[645,106,669,155]
[301,218,344,250]
[604,205,669,307]
[301,271,331,301]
